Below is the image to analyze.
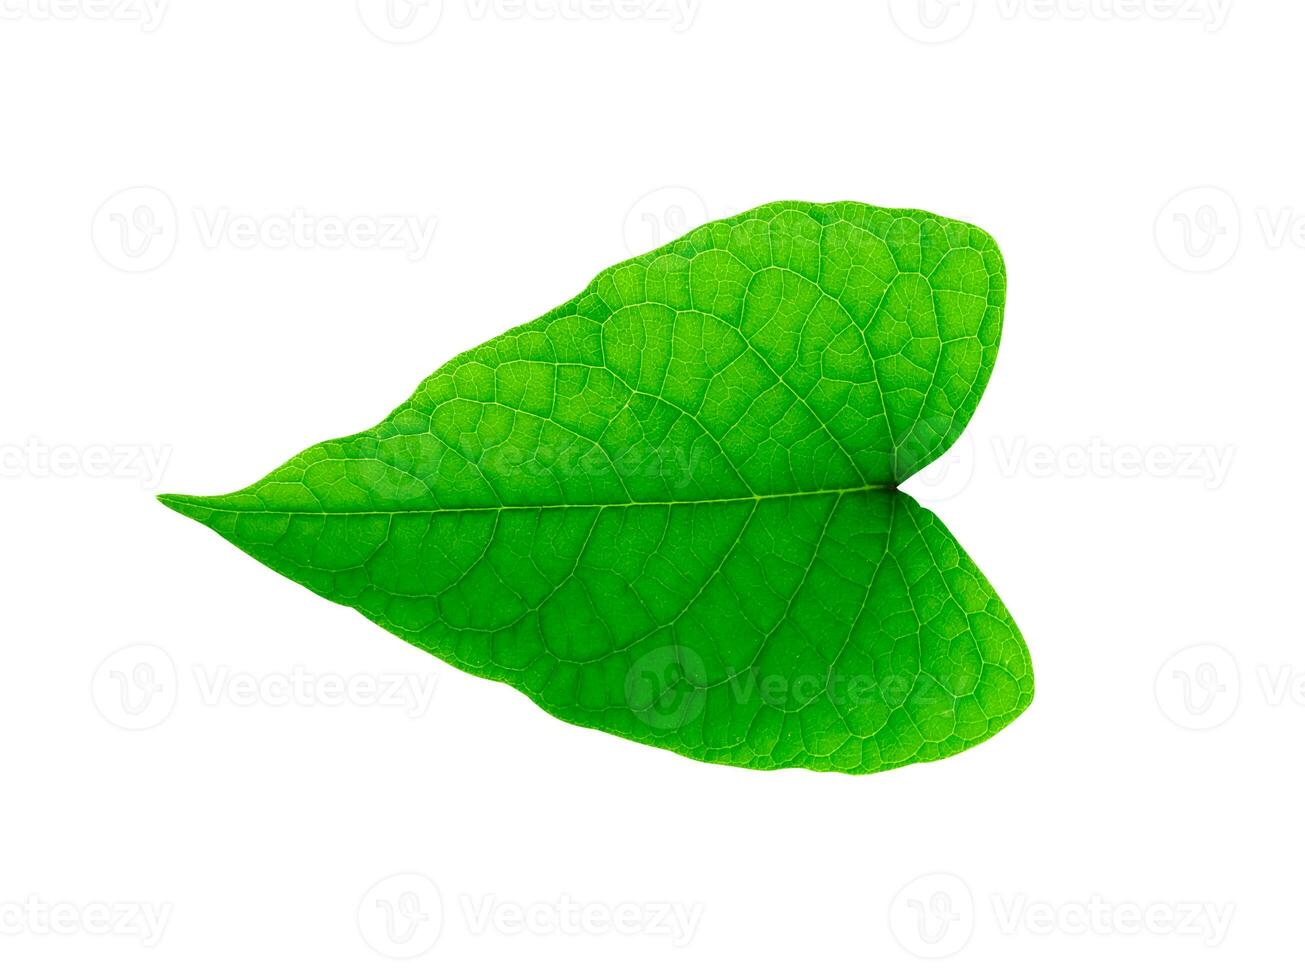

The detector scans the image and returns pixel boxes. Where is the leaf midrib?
[160,482,898,517]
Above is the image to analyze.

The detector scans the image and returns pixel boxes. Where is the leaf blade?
[162,200,1031,774]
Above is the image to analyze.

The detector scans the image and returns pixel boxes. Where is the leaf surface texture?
[162,201,1033,774]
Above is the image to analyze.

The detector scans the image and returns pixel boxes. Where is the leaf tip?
[156,492,215,523]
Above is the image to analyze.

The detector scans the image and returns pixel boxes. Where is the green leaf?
[161,200,1032,774]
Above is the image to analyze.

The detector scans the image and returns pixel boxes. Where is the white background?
[0,1,1296,975]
